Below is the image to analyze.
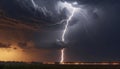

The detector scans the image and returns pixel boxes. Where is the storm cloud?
[0,0,120,62]
[0,42,11,48]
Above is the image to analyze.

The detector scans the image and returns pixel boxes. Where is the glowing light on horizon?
[0,48,25,62]
[0,45,43,62]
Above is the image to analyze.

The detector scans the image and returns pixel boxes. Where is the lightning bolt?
[62,8,76,42]
[60,7,77,64]
[31,0,78,63]
[60,48,65,63]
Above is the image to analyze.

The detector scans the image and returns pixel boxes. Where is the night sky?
[0,0,120,62]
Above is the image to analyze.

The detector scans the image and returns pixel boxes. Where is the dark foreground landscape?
[0,62,120,69]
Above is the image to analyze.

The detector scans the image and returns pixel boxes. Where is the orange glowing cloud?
[0,47,27,62]
[0,45,57,62]
[0,15,59,62]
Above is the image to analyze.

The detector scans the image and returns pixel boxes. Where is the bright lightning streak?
[62,8,76,42]
[60,2,78,64]
[60,48,65,63]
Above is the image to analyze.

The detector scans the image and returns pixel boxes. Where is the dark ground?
[0,63,120,69]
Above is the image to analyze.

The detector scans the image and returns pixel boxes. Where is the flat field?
[0,63,120,69]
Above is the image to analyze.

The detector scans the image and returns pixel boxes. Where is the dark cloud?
[18,42,28,49]
[0,42,11,48]
[0,0,120,62]
[18,41,34,49]
[0,14,41,31]
[1,0,119,28]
